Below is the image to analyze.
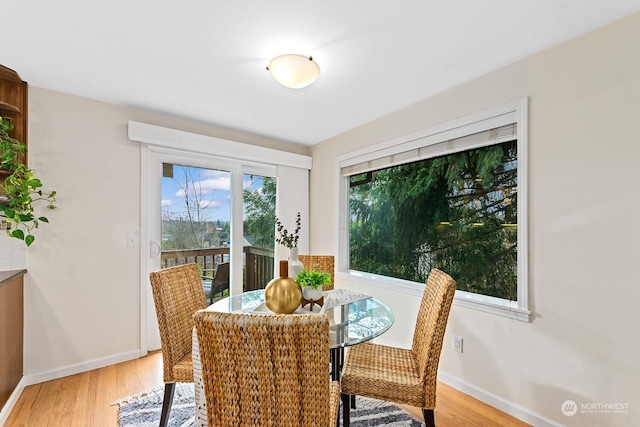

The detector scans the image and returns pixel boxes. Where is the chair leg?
[159,383,175,427]
[341,393,351,427]
[422,408,435,427]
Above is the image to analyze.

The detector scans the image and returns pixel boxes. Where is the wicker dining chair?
[340,268,456,427]
[194,310,340,427]
[149,263,208,427]
[299,255,335,290]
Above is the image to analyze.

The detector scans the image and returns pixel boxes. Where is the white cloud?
[174,170,231,198]
[203,170,231,189]
[199,200,221,209]
[161,199,174,206]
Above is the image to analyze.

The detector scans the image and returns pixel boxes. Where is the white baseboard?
[0,349,141,427]
[22,349,142,386]
[438,371,564,427]
[0,377,28,427]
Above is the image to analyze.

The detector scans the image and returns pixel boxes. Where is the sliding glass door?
[131,120,311,355]
[142,146,277,351]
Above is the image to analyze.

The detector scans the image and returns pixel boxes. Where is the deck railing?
[161,246,274,292]
[161,247,229,273]
[243,246,275,291]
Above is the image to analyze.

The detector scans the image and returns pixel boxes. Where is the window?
[159,165,277,295]
[339,99,529,321]
[161,164,232,253]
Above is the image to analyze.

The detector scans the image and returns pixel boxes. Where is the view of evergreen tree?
[349,140,518,300]
[243,176,276,249]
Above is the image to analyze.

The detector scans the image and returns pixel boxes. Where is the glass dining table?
[192,289,394,426]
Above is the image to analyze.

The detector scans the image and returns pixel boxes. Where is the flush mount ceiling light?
[266,54,320,89]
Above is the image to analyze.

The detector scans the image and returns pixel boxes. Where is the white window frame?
[337,98,530,321]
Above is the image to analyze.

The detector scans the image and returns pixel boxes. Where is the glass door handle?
[150,241,161,257]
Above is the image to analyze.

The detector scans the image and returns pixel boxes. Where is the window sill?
[338,270,531,322]
[454,290,530,322]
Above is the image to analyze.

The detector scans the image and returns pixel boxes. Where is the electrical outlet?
[453,335,463,353]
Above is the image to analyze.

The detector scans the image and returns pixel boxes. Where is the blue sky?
[161,164,264,222]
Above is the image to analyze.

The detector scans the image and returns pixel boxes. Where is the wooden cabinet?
[0,65,28,409]
[0,270,25,409]
[0,64,29,169]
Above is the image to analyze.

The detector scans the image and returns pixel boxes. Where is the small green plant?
[0,116,56,246]
[274,211,301,249]
[295,264,331,290]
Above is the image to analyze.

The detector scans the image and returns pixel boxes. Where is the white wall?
[21,87,308,379]
[309,12,640,427]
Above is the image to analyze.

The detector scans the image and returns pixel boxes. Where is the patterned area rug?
[115,382,422,426]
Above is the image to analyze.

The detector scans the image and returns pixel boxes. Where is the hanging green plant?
[0,116,56,246]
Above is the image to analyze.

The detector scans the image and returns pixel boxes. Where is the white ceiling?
[1,1,639,146]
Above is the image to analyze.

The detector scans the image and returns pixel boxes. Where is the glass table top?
[207,289,394,349]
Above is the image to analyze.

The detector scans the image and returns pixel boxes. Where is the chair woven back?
[299,255,335,290]
[410,268,456,408]
[194,311,332,427]
[149,263,208,383]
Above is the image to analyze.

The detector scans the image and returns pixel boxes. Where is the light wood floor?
[6,351,530,426]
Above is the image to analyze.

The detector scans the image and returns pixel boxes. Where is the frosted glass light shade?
[267,54,320,89]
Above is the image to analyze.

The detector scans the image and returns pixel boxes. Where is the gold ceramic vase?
[265,260,302,314]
